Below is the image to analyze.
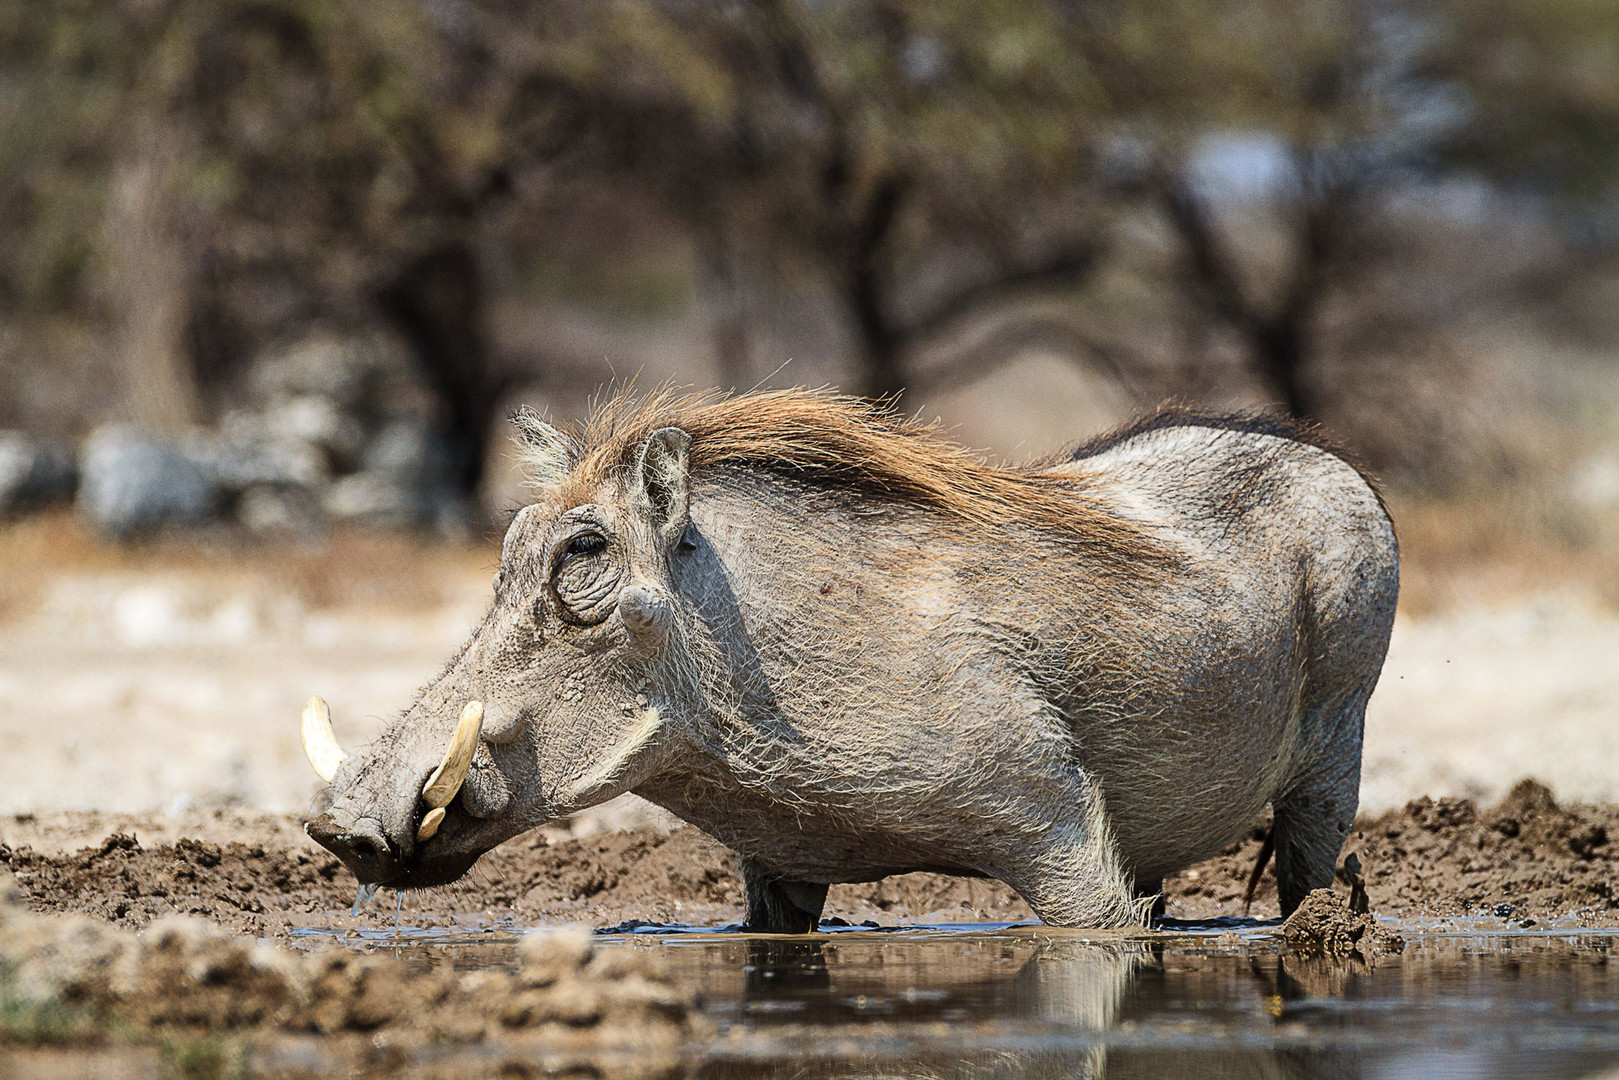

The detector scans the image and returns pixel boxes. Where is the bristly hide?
[514,387,1174,570]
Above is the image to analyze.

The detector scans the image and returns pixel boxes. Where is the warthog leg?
[740,855,829,934]
[996,774,1148,928]
[1273,736,1362,917]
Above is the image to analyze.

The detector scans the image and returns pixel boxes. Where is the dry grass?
[0,511,498,621]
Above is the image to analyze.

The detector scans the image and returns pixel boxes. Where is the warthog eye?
[561,534,606,563]
[552,530,621,625]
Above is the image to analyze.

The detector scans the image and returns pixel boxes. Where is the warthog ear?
[634,426,691,547]
[513,408,570,489]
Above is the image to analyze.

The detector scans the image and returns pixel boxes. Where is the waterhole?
[288,918,1619,1078]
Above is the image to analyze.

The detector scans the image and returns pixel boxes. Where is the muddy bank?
[1170,779,1617,925]
[0,871,701,1077]
[1,780,1614,937]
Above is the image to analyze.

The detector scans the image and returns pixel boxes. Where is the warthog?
[304,390,1398,930]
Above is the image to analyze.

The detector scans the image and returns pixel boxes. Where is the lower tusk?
[301,697,347,783]
[416,806,446,841]
[422,700,484,808]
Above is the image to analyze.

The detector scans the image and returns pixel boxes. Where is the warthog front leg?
[740,855,829,934]
[997,777,1149,929]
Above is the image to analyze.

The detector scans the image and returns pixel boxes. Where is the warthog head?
[304,413,698,888]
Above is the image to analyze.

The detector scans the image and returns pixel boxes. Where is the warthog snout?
[302,697,488,885]
[306,814,395,881]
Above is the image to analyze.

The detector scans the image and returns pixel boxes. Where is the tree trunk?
[104,136,202,432]
[377,242,495,497]
[846,265,906,401]
[1252,318,1315,419]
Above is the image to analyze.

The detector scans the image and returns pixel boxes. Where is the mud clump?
[1280,888,1404,960]
[0,830,348,935]
[0,825,750,936]
[0,870,702,1073]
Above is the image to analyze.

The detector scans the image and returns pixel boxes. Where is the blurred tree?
[162,0,517,491]
[5,0,1618,491]
[0,0,514,487]
[495,0,1116,399]
[1071,0,1619,420]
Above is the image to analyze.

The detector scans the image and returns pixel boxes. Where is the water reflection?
[297,919,1619,1078]
[673,928,1619,1080]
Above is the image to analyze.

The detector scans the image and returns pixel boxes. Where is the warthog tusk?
[421,700,484,809]
[416,806,446,841]
[301,697,347,783]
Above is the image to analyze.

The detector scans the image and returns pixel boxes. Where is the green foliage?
[1431,0,1619,204]
[158,1034,248,1080]
[0,962,102,1047]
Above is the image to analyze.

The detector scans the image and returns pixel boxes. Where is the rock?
[198,425,331,494]
[362,417,460,489]
[248,333,377,413]
[237,484,327,538]
[77,426,223,539]
[0,431,77,515]
[322,472,429,530]
[252,395,366,469]
[322,472,470,533]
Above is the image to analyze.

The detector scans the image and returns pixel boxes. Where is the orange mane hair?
[516,388,1172,568]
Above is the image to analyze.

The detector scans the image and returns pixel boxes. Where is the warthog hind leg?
[740,855,829,934]
[1273,731,1362,916]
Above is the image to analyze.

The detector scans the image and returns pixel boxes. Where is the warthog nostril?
[343,833,387,870]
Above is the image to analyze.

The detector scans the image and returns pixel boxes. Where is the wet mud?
[1278,888,1405,959]
[1172,779,1618,925]
[0,872,701,1078]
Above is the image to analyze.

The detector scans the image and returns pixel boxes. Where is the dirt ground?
[0,777,1615,1074]
[1,778,1613,939]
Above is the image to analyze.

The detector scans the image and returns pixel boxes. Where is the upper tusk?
[301,697,347,783]
[422,700,484,809]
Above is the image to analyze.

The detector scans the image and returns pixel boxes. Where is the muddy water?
[294,919,1619,1079]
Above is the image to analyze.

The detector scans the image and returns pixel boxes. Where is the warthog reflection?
[705,936,1364,1080]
